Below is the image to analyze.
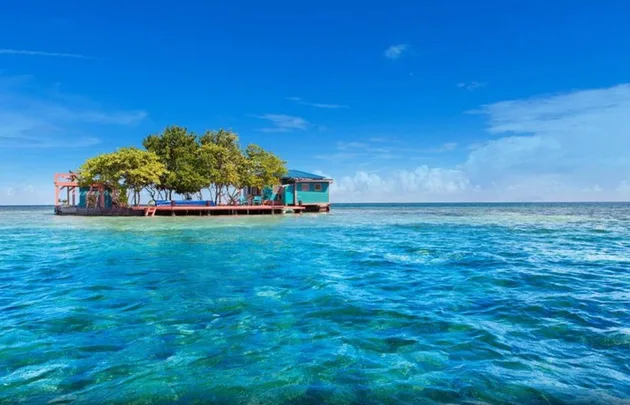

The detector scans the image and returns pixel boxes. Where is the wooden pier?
[54,204,307,216]
[53,170,329,217]
[133,204,306,216]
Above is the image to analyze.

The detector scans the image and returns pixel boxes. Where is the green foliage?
[244,144,287,189]
[143,126,205,199]
[198,129,247,203]
[78,147,166,205]
[77,126,287,205]
[77,154,119,187]
[115,187,129,207]
[199,128,240,152]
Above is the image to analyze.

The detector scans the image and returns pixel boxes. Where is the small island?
[53,126,333,216]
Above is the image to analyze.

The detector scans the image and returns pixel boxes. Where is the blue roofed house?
[278,170,333,212]
[241,170,333,212]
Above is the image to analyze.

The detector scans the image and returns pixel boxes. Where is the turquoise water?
[1,204,629,404]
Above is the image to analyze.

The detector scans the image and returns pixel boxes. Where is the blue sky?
[2,0,630,203]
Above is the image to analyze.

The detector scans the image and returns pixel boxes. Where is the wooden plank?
[131,205,306,213]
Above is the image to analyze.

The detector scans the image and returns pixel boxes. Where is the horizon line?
[1,201,629,207]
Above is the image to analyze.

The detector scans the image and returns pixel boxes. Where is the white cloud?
[331,166,471,202]
[312,170,332,179]
[256,114,309,132]
[465,84,630,197]
[457,81,487,91]
[336,141,369,150]
[384,44,408,59]
[397,166,470,194]
[439,142,458,151]
[287,97,347,109]
[319,139,459,164]
[315,152,362,161]
[617,181,630,195]
[0,76,147,148]
[0,48,91,59]
[330,84,630,202]
[1,182,52,205]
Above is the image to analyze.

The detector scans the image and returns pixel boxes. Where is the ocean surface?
[1,204,629,404]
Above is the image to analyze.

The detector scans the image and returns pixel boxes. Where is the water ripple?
[1,204,629,404]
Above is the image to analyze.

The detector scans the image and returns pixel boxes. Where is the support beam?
[99,187,105,208]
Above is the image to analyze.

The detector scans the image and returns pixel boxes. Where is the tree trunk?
[214,184,222,204]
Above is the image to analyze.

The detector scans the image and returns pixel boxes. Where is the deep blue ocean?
[1,204,629,404]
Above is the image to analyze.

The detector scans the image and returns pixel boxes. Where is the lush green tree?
[243,144,287,191]
[143,126,204,199]
[199,128,240,151]
[78,153,120,208]
[77,126,289,207]
[78,148,166,205]
[198,129,245,204]
[77,153,120,188]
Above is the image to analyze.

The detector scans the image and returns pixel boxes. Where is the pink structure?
[53,172,105,207]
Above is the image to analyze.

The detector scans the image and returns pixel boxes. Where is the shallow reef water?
[1,203,629,404]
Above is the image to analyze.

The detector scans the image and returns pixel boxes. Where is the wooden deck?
[131,204,306,216]
[53,204,326,217]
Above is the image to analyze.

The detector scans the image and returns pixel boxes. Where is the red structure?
[53,172,78,207]
[53,172,105,207]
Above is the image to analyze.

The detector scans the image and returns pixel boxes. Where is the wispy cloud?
[441,142,458,151]
[256,114,309,133]
[314,152,363,161]
[457,81,487,91]
[2,182,49,205]
[465,84,630,199]
[331,166,471,203]
[343,84,630,201]
[318,139,458,163]
[384,44,409,60]
[338,139,457,154]
[287,97,348,109]
[0,48,91,59]
[368,136,398,143]
[0,75,147,148]
[322,84,630,202]
[336,141,369,150]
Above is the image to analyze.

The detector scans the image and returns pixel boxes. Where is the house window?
[275,188,284,201]
[246,186,260,196]
[314,183,323,191]
[301,183,310,191]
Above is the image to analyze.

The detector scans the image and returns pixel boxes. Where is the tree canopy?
[77,127,287,205]
[143,125,204,199]
[78,147,167,205]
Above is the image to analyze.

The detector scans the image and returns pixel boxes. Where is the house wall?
[283,182,330,205]
[78,187,112,208]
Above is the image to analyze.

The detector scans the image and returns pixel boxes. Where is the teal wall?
[283,182,329,205]
[78,187,112,208]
